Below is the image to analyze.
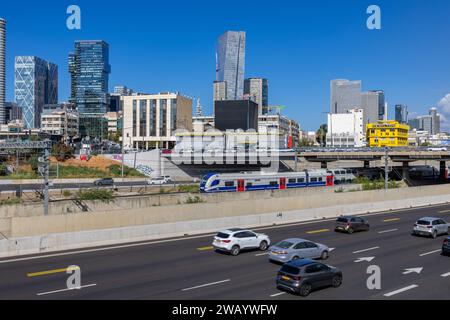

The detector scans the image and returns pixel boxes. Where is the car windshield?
[216,232,230,239]
[273,241,294,249]
[280,265,300,275]
[417,220,431,225]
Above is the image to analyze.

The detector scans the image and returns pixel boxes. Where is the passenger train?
[200,171,334,193]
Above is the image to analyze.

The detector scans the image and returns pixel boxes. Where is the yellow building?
[367,120,410,147]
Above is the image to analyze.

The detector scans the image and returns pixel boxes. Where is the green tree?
[51,142,74,161]
[316,124,328,147]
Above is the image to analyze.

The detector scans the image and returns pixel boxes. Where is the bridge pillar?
[321,162,328,169]
[440,161,447,182]
[364,161,370,169]
[402,162,410,181]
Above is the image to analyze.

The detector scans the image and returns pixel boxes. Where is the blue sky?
[3,0,450,131]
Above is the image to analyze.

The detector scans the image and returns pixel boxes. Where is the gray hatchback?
[276,259,343,296]
[268,238,330,263]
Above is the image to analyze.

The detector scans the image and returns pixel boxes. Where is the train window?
[288,179,296,183]
[270,181,278,186]
[211,180,220,187]
[310,178,318,182]
[225,181,235,187]
[318,177,323,182]
[246,183,253,187]
[297,178,305,183]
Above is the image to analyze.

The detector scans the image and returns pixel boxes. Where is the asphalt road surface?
[0,203,449,300]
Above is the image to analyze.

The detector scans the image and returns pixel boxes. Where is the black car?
[276,259,343,297]
[442,237,450,256]
[335,216,370,234]
[94,178,114,186]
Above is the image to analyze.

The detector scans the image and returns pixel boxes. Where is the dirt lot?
[51,156,121,170]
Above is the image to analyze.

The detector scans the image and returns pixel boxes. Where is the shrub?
[63,190,72,197]
[185,195,204,204]
[0,198,21,206]
[177,184,199,193]
[76,189,114,202]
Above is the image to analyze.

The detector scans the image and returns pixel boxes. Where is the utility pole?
[38,146,51,216]
[384,147,389,191]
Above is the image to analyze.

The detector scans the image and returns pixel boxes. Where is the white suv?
[147,176,168,185]
[213,228,271,256]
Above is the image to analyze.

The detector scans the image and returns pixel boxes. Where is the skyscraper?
[361,90,385,130]
[69,40,111,139]
[244,78,268,115]
[395,104,408,124]
[14,56,58,129]
[429,107,440,135]
[213,81,227,102]
[215,31,246,101]
[330,79,362,114]
[0,18,5,124]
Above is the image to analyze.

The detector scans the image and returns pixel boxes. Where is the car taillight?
[222,240,231,243]
[444,240,449,245]
[427,226,433,229]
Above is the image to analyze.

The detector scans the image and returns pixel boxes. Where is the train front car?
[200,173,218,193]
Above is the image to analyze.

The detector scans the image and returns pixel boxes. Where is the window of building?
[132,100,137,137]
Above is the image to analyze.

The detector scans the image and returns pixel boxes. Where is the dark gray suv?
[335,216,370,234]
[276,259,343,297]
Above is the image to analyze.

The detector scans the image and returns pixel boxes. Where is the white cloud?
[437,94,450,132]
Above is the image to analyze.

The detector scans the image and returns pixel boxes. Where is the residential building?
[408,109,440,135]
[41,103,78,140]
[214,100,258,131]
[105,111,121,134]
[213,81,227,102]
[14,56,58,129]
[367,120,409,147]
[361,90,385,130]
[122,92,193,150]
[395,104,408,124]
[326,109,365,148]
[244,78,268,115]
[215,31,246,100]
[429,107,440,135]
[69,40,111,139]
[0,18,5,124]
[330,79,361,114]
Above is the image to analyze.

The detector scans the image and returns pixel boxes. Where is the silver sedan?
[268,238,330,263]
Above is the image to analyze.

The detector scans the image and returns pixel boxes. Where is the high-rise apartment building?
[14,56,58,129]
[429,107,440,135]
[361,90,385,130]
[215,31,246,101]
[395,104,408,124]
[0,18,5,125]
[69,40,111,139]
[244,78,268,115]
[330,79,362,114]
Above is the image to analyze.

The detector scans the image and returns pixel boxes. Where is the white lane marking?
[353,247,380,254]
[441,272,450,278]
[419,249,441,257]
[181,279,231,292]
[270,292,286,298]
[383,285,418,297]
[354,257,375,263]
[37,283,97,296]
[403,268,423,275]
[255,253,269,256]
[378,229,398,234]
[2,202,450,264]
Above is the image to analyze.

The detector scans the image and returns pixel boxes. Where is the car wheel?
[321,251,329,260]
[347,228,354,234]
[259,241,268,251]
[332,275,343,288]
[231,245,240,256]
[299,283,312,297]
[432,231,437,239]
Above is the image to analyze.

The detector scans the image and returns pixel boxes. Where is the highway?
[0,203,449,300]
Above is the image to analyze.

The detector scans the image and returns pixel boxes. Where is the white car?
[147,176,169,185]
[213,228,271,256]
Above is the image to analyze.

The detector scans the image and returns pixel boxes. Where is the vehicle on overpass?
[276,259,343,297]
[268,238,330,263]
[442,237,450,256]
[335,216,370,234]
[412,217,449,239]
[212,228,271,256]
[200,170,333,193]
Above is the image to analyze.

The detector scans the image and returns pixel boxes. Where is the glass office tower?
[330,79,362,114]
[215,31,246,100]
[69,40,111,139]
[14,56,58,129]
[395,104,408,124]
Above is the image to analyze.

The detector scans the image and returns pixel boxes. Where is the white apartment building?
[41,104,79,139]
[258,114,300,148]
[327,109,365,148]
[122,92,193,150]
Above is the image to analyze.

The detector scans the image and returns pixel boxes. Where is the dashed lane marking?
[182,279,231,292]
[353,247,380,254]
[383,285,418,297]
[37,283,97,296]
[378,229,398,234]
[306,229,330,234]
[419,249,441,257]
